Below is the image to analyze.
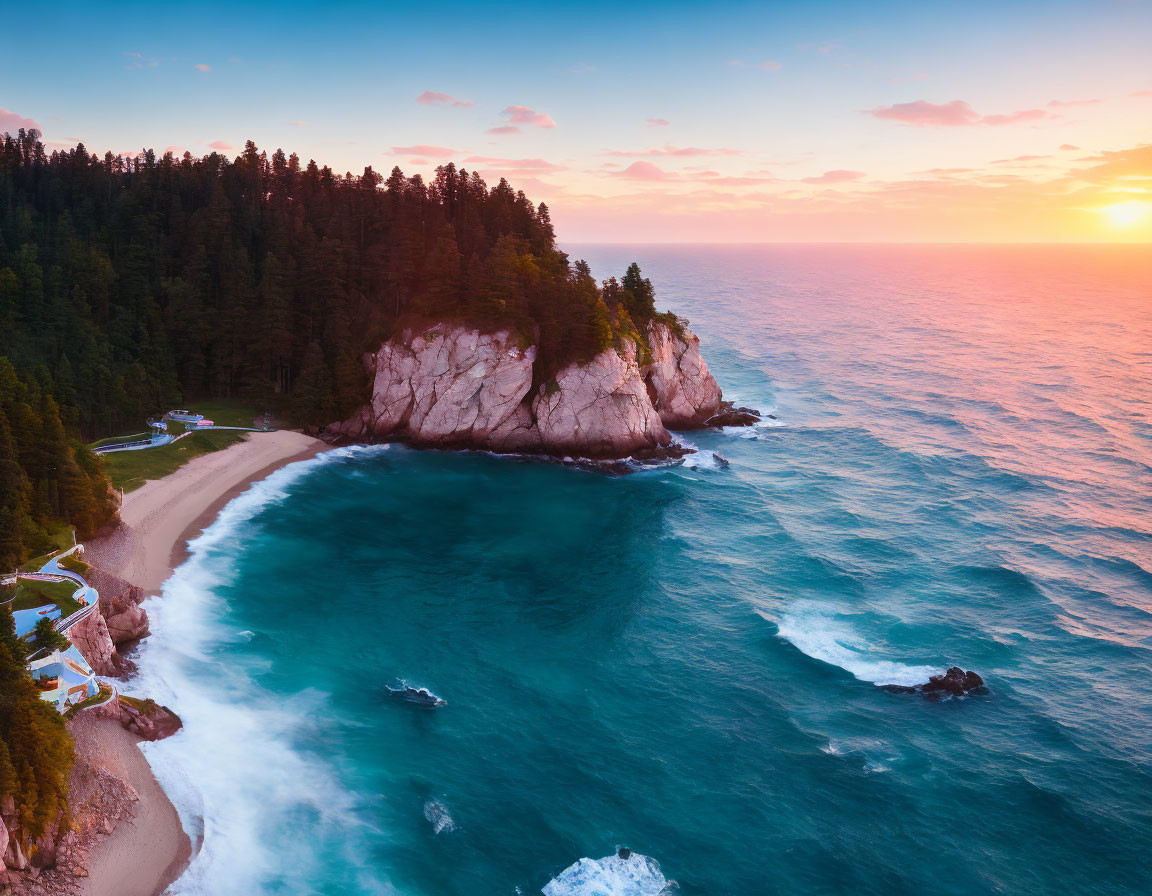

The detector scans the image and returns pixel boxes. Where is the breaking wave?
[128,445,393,895]
[543,852,677,896]
[776,604,940,687]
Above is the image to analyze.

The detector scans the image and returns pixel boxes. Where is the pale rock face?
[351,326,536,444]
[67,607,120,676]
[533,346,670,457]
[643,320,723,427]
[339,318,722,458]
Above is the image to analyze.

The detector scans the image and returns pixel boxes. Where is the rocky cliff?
[67,569,150,677]
[334,318,725,459]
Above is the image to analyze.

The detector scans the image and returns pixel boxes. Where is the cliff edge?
[333,318,725,459]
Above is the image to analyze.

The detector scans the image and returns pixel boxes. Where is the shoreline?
[80,430,325,896]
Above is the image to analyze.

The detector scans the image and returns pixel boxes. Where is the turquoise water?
[136,245,1152,896]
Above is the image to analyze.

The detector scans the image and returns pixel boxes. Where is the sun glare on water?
[1099,200,1150,229]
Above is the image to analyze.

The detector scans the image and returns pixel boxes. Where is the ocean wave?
[543,851,677,896]
[776,604,940,687]
[129,444,394,895]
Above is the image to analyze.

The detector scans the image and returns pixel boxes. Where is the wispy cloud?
[568,62,597,74]
[798,41,838,54]
[801,169,866,184]
[289,120,307,127]
[393,144,456,156]
[501,105,557,128]
[486,126,520,136]
[991,154,1050,164]
[606,144,741,158]
[463,156,565,172]
[122,51,158,71]
[206,140,233,151]
[647,118,670,128]
[610,161,674,181]
[1060,144,1080,151]
[1132,89,1152,98]
[1047,98,1100,108]
[867,99,1055,127]
[194,63,212,72]
[417,91,474,108]
[0,108,42,134]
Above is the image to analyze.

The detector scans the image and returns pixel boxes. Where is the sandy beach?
[80,430,325,896]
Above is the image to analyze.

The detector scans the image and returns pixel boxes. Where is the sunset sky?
[3,0,1151,242]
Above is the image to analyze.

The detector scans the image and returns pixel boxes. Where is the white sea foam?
[423,800,456,834]
[128,444,393,895]
[543,852,677,896]
[776,604,940,687]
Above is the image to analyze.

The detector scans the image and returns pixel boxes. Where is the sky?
[2,0,1151,242]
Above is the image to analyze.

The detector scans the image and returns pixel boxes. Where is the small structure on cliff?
[26,645,100,711]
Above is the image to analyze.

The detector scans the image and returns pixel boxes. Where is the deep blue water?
[136,245,1152,896]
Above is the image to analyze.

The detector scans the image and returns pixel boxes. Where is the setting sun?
[1100,200,1151,229]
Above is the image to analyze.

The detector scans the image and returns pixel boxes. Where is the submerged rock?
[884,667,986,697]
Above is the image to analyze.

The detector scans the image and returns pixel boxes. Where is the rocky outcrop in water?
[884,667,986,697]
[334,318,736,459]
[705,403,763,428]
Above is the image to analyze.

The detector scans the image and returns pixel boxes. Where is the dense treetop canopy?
[1,130,666,436]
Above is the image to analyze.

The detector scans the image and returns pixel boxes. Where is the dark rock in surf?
[883,666,985,697]
[704,402,762,428]
[923,666,984,696]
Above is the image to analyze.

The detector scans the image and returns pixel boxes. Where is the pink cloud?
[417,91,474,108]
[206,140,233,151]
[501,105,556,128]
[1132,90,1152,98]
[1059,144,1080,151]
[290,120,307,127]
[463,156,564,172]
[611,161,673,181]
[1047,98,1100,108]
[980,108,1052,126]
[607,144,741,158]
[194,63,211,72]
[867,99,1055,127]
[801,169,866,184]
[0,107,42,134]
[647,118,670,127]
[486,126,520,136]
[868,99,979,126]
[392,145,456,156]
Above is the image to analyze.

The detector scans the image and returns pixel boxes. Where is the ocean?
[131,245,1152,896]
